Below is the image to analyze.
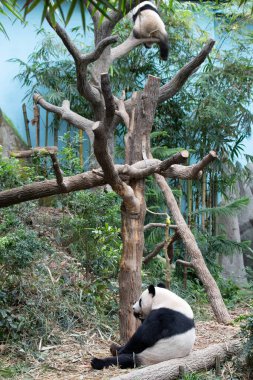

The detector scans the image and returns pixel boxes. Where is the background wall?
[0,5,252,158]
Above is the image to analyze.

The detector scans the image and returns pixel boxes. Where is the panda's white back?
[134,9,167,37]
[151,287,194,319]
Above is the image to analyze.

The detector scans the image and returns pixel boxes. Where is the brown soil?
[1,307,247,380]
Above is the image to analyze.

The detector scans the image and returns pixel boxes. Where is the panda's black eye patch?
[139,299,142,308]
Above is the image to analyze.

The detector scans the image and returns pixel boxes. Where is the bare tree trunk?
[155,174,232,324]
[119,180,146,340]
[119,76,160,340]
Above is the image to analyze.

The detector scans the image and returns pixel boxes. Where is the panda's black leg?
[91,354,135,370]
[110,342,122,356]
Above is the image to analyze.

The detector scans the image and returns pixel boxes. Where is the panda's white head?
[133,284,194,320]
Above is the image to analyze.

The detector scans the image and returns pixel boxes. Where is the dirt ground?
[1,306,249,380]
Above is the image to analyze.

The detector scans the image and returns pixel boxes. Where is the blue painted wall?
[0,6,93,147]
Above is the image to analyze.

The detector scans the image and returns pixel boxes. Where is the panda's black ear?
[157,283,166,288]
[148,284,156,297]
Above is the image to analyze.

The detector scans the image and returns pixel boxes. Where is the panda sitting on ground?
[91,284,195,370]
[132,1,169,61]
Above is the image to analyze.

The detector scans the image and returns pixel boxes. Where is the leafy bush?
[0,146,34,190]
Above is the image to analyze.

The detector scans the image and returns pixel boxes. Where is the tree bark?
[119,76,161,340]
[111,340,242,380]
[119,180,146,340]
[154,174,232,324]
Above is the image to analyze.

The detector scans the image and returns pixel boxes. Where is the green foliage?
[0,0,23,38]
[92,223,122,278]
[0,228,42,275]
[191,196,250,217]
[0,206,54,343]
[0,147,34,190]
[60,190,121,274]
[58,131,84,175]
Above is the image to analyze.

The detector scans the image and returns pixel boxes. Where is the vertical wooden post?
[35,105,40,147]
[202,172,206,230]
[187,179,192,226]
[52,115,60,147]
[79,129,84,167]
[22,103,32,148]
[45,111,49,147]
[164,224,171,289]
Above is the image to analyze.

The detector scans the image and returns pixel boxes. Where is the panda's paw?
[110,342,121,356]
[91,357,106,370]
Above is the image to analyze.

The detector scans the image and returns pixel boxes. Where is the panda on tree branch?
[132,1,169,61]
[91,284,195,369]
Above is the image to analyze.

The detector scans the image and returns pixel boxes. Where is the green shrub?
[0,146,34,190]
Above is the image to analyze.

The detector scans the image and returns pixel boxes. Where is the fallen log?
[111,339,241,380]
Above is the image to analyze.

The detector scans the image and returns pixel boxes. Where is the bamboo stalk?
[36,105,40,147]
[202,173,206,230]
[54,126,58,147]
[187,179,192,226]
[213,174,218,236]
[164,223,171,289]
[79,129,83,167]
[22,103,32,148]
[45,111,49,147]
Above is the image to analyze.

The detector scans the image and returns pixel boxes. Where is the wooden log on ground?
[111,339,241,380]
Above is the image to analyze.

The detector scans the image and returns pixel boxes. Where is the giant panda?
[132,1,169,61]
[91,284,195,370]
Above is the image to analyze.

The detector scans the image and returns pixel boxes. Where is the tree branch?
[84,36,118,64]
[158,39,215,103]
[119,151,189,179]
[119,40,216,124]
[144,223,177,231]
[0,172,107,208]
[176,259,194,268]
[111,33,160,62]
[163,151,217,179]
[49,153,67,191]
[114,91,130,129]
[46,14,82,61]
[0,154,217,209]
[46,15,117,109]
[10,146,58,158]
[33,94,94,143]
[154,172,231,324]
[101,73,116,124]
[143,231,180,265]
[143,241,166,265]
[93,73,140,214]
[190,150,217,177]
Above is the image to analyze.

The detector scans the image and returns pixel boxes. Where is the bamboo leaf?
[65,0,78,26]
[192,197,250,217]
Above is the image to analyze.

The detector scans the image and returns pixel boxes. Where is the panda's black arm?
[118,310,169,355]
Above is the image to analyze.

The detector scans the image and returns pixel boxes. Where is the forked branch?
[33,94,94,143]
[93,73,140,214]
[158,39,215,103]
